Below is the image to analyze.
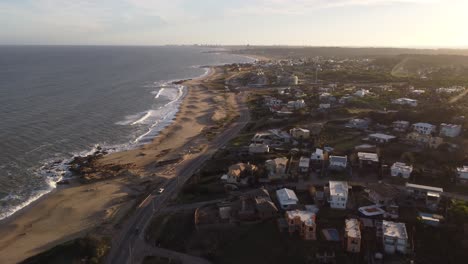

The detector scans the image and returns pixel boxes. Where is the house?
[285,210,317,240]
[290,128,310,139]
[319,93,332,101]
[319,103,331,110]
[339,95,353,104]
[406,132,444,149]
[439,123,462,138]
[346,118,370,130]
[412,89,426,95]
[412,122,436,135]
[264,97,283,107]
[393,121,410,132]
[251,131,275,144]
[405,183,443,209]
[220,163,257,186]
[437,86,465,94]
[392,98,418,107]
[310,148,325,163]
[287,99,306,110]
[329,155,347,170]
[369,133,396,144]
[249,143,269,154]
[382,221,408,254]
[368,183,400,206]
[354,89,370,97]
[456,166,468,185]
[391,162,413,178]
[357,152,379,168]
[344,219,361,253]
[328,181,348,209]
[298,156,310,173]
[265,157,288,180]
[276,188,299,210]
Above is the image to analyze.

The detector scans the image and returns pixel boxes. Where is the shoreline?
[0,67,213,223]
[0,65,226,263]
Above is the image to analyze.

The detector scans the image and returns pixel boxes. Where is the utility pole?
[128,244,132,264]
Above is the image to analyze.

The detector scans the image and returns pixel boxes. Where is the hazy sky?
[1,0,467,47]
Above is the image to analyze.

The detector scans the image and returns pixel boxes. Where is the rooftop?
[382,220,408,239]
[391,162,413,172]
[329,181,349,197]
[405,183,443,193]
[357,152,379,162]
[345,219,361,239]
[457,166,468,173]
[369,133,396,140]
[276,188,299,205]
[286,210,316,226]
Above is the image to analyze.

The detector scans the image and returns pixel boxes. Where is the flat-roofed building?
[345,219,361,253]
[439,123,462,138]
[391,162,413,179]
[382,221,408,254]
[329,181,348,209]
[285,210,317,240]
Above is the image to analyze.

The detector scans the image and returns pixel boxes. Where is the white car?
[158,188,165,194]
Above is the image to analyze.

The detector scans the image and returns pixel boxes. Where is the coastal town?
[7,48,468,264]
[141,51,468,263]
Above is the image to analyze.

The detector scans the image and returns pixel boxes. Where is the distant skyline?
[1,0,467,47]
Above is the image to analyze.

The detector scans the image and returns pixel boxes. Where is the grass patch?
[145,212,195,252]
[20,236,110,264]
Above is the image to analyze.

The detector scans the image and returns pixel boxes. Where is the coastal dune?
[0,67,232,263]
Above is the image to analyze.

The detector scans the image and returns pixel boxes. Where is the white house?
[392,98,418,107]
[392,121,410,132]
[412,123,436,135]
[439,123,462,138]
[329,181,349,209]
[391,162,413,179]
[276,188,299,210]
[298,156,310,173]
[329,155,347,170]
[310,148,325,162]
[249,143,270,154]
[319,103,331,109]
[354,89,370,97]
[382,221,408,254]
[369,133,396,144]
[456,166,468,184]
[290,128,310,139]
[287,99,306,110]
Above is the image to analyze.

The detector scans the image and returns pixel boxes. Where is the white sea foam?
[1,57,254,221]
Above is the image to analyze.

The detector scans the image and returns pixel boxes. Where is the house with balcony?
[412,122,436,135]
[328,181,348,209]
[345,219,361,253]
[382,221,408,254]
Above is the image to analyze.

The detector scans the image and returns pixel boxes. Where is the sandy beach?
[0,66,236,263]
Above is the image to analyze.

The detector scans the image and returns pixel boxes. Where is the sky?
[0,0,467,47]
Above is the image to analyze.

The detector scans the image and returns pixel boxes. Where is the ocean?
[0,46,253,220]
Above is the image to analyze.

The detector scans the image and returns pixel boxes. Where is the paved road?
[106,92,250,264]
